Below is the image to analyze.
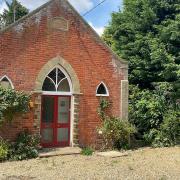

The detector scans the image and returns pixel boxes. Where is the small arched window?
[96,82,109,96]
[42,67,71,93]
[0,75,14,89]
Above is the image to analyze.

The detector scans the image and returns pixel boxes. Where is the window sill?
[96,94,109,97]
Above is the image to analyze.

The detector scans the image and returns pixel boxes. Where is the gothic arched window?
[0,75,14,89]
[96,82,109,96]
[42,67,71,92]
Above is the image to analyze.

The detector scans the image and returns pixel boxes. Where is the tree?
[0,0,29,29]
[103,0,180,146]
[103,0,179,89]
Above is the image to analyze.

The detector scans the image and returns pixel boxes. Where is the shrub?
[130,84,180,147]
[0,138,9,161]
[9,131,40,160]
[129,84,173,135]
[98,98,136,150]
[152,110,180,147]
[99,117,136,149]
[81,147,94,156]
[0,87,30,124]
[143,129,159,145]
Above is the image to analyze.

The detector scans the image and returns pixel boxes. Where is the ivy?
[0,87,30,124]
[97,97,111,121]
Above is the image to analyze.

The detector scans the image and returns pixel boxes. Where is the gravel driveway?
[0,147,179,180]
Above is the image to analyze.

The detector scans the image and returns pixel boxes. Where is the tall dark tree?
[0,0,29,29]
[103,0,179,89]
[103,0,180,145]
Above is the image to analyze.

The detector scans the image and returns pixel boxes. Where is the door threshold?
[39,147,81,158]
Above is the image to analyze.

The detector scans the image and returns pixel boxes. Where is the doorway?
[41,95,71,147]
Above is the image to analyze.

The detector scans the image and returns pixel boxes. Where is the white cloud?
[0,1,7,14]
[19,0,94,13]
[19,0,49,11]
[68,0,93,13]
[0,0,94,13]
[88,22,105,35]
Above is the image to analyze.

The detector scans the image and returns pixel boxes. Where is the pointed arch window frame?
[0,75,14,89]
[96,81,109,97]
[42,66,73,96]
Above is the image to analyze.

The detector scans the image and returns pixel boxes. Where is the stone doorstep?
[95,151,129,158]
[38,147,82,158]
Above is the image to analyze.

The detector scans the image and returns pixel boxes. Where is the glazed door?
[56,96,71,146]
[41,96,55,146]
[41,95,71,147]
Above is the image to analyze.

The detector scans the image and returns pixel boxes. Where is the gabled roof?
[0,0,128,66]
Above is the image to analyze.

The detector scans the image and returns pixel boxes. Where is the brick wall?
[0,0,128,147]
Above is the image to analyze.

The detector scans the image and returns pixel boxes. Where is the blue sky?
[0,0,123,35]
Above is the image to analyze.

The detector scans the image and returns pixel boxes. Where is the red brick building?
[0,0,128,148]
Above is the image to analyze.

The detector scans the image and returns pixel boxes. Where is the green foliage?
[129,83,175,134]
[99,117,136,149]
[0,131,39,162]
[103,0,179,89]
[151,110,180,147]
[103,0,180,147]
[129,84,180,146]
[98,98,136,149]
[9,131,40,161]
[0,0,29,29]
[97,98,111,121]
[0,87,30,124]
[81,147,94,156]
[0,138,9,161]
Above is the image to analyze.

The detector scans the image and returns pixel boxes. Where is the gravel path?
[0,147,179,180]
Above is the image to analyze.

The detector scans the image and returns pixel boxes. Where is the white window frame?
[42,66,72,96]
[96,81,109,97]
[0,75,14,89]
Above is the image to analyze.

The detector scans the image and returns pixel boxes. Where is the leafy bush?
[129,83,173,134]
[9,131,40,161]
[0,138,9,161]
[129,83,180,147]
[152,110,180,147]
[81,147,94,156]
[99,117,136,149]
[98,98,136,149]
[0,87,30,124]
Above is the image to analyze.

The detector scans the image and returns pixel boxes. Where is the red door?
[41,95,71,147]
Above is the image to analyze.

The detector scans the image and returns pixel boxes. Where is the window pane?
[57,68,65,84]
[58,97,70,123]
[42,96,54,123]
[57,128,69,142]
[97,84,107,94]
[48,68,56,83]
[41,128,53,143]
[57,78,70,92]
[0,78,12,89]
[42,78,56,91]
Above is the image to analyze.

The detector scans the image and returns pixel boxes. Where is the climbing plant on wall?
[0,87,30,124]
